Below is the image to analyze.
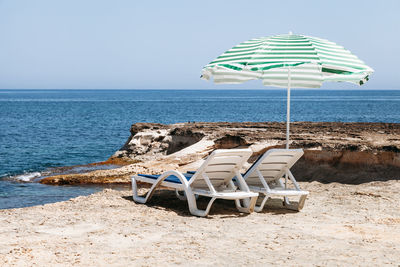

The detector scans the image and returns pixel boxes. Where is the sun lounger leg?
[254,194,270,212]
[175,190,199,201]
[186,193,216,217]
[297,195,307,211]
[132,173,177,204]
[175,190,187,200]
[132,177,147,204]
[298,195,307,210]
[235,196,257,213]
[284,196,291,206]
[284,194,307,211]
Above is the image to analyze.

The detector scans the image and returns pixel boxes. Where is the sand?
[1,180,399,266]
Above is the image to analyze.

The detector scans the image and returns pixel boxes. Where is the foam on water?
[2,164,120,183]
[12,172,42,182]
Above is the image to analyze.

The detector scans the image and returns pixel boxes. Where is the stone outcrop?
[113,123,205,161]
[40,122,400,185]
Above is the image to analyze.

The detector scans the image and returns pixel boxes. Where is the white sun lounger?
[131,149,258,217]
[242,149,309,212]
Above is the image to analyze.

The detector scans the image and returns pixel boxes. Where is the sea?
[1,89,400,209]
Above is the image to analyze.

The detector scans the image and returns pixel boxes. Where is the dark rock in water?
[40,121,400,185]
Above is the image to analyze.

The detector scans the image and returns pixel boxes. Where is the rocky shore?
[40,122,400,185]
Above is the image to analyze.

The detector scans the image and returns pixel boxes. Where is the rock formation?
[40,122,400,185]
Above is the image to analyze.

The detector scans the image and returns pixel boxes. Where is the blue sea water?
[1,89,400,209]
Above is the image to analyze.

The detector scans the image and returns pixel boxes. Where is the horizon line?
[1,88,399,91]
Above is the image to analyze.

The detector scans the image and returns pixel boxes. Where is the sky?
[0,0,399,90]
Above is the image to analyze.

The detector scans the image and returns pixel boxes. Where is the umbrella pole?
[286,66,291,149]
[284,66,291,205]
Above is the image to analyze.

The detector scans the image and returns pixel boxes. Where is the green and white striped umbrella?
[201,33,374,148]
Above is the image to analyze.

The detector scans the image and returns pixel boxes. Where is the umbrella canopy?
[201,33,374,148]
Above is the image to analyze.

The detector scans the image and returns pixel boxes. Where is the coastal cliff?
[40,122,400,185]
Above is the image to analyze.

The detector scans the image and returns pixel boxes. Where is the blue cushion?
[137,173,193,184]
[185,171,244,183]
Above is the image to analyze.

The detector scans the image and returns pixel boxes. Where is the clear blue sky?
[0,0,398,89]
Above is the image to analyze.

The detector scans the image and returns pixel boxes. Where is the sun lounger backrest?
[190,149,252,189]
[244,149,303,186]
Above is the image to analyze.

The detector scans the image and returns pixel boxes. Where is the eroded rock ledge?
[40,122,400,185]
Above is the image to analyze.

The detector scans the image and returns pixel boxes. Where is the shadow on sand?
[122,189,298,217]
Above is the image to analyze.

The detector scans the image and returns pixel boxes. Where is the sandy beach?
[2,0,399,265]
[1,180,399,266]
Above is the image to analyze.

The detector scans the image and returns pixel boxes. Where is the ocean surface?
[1,89,400,209]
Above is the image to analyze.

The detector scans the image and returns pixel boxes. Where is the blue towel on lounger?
[138,173,193,184]
[185,171,242,182]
